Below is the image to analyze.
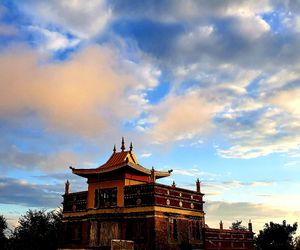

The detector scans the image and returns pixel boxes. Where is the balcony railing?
[63,183,204,213]
[124,183,204,211]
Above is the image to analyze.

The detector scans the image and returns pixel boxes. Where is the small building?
[204,221,254,250]
[61,138,254,250]
[61,139,205,250]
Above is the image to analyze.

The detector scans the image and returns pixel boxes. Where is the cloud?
[112,0,272,22]
[0,142,95,171]
[200,179,276,201]
[0,44,149,138]
[140,152,152,158]
[204,200,300,233]
[0,24,18,36]
[173,169,199,177]
[229,15,270,40]
[16,0,111,39]
[5,0,300,161]
[215,84,300,158]
[0,43,165,171]
[0,177,62,208]
[28,26,80,51]
[221,180,275,188]
[148,90,219,143]
[270,87,300,116]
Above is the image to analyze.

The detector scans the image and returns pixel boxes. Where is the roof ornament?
[130,142,133,151]
[65,180,70,194]
[196,178,201,193]
[121,137,125,151]
[150,167,156,183]
[248,219,253,232]
[113,144,116,153]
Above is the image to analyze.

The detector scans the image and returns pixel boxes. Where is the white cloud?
[270,88,300,116]
[18,0,111,39]
[230,15,270,40]
[215,81,300,159]
[140,152,152,158]
[28,26,80,51]
[284,161,300,167]
[173,169,198,177]
[152,0,272,21]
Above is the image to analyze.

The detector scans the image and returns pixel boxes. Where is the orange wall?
[125,179,146,186]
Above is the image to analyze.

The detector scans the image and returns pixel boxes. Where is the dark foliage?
[230,220,247,231]
[10,209,63,250]
[294,236,300,250]
[0,215,8,249]
[255,220,297,250]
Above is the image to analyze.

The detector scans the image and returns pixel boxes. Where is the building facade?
[61,139,253,250]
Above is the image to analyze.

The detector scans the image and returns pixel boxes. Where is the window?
[69,223,81,241]
[132,221,147,240]
[189,220,201,240]
[169,218,178,241]
[94,187,117,208]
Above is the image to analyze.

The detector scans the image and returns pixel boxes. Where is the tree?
[0,214,8,237]
[230,220,247,231]
[255,220,297,250]
[0,215,8,249]
[294,236,300,250]
[12,209,63,250]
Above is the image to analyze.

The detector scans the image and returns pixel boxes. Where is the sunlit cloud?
[205,200,300,233]
[0,44,146,138]
[149,90,220,143]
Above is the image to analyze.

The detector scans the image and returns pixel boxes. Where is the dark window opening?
[189,220,201,240]
[173,219,178,240]
[196,221,201,240]
[69,223,81,241]
[169,218,178,241]
[132,222,145,240]
[94,187,117,208]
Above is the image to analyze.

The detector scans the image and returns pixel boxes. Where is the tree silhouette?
[12,209,63,250]
[294,236,300,250]
[230,220,247,231]
[0,215,8,249]
[255,220,297,250]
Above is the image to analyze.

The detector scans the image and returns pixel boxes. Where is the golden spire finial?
[130,142,133,151]
[121,137,125,151]
[113,144,116,153]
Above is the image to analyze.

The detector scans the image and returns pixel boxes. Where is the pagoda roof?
[70,144,172,179]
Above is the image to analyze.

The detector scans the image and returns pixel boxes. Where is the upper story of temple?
[63,138,205,215]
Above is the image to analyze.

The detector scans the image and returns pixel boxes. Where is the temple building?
[61,138,254,250]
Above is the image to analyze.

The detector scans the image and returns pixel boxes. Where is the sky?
[0,0,300,234]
